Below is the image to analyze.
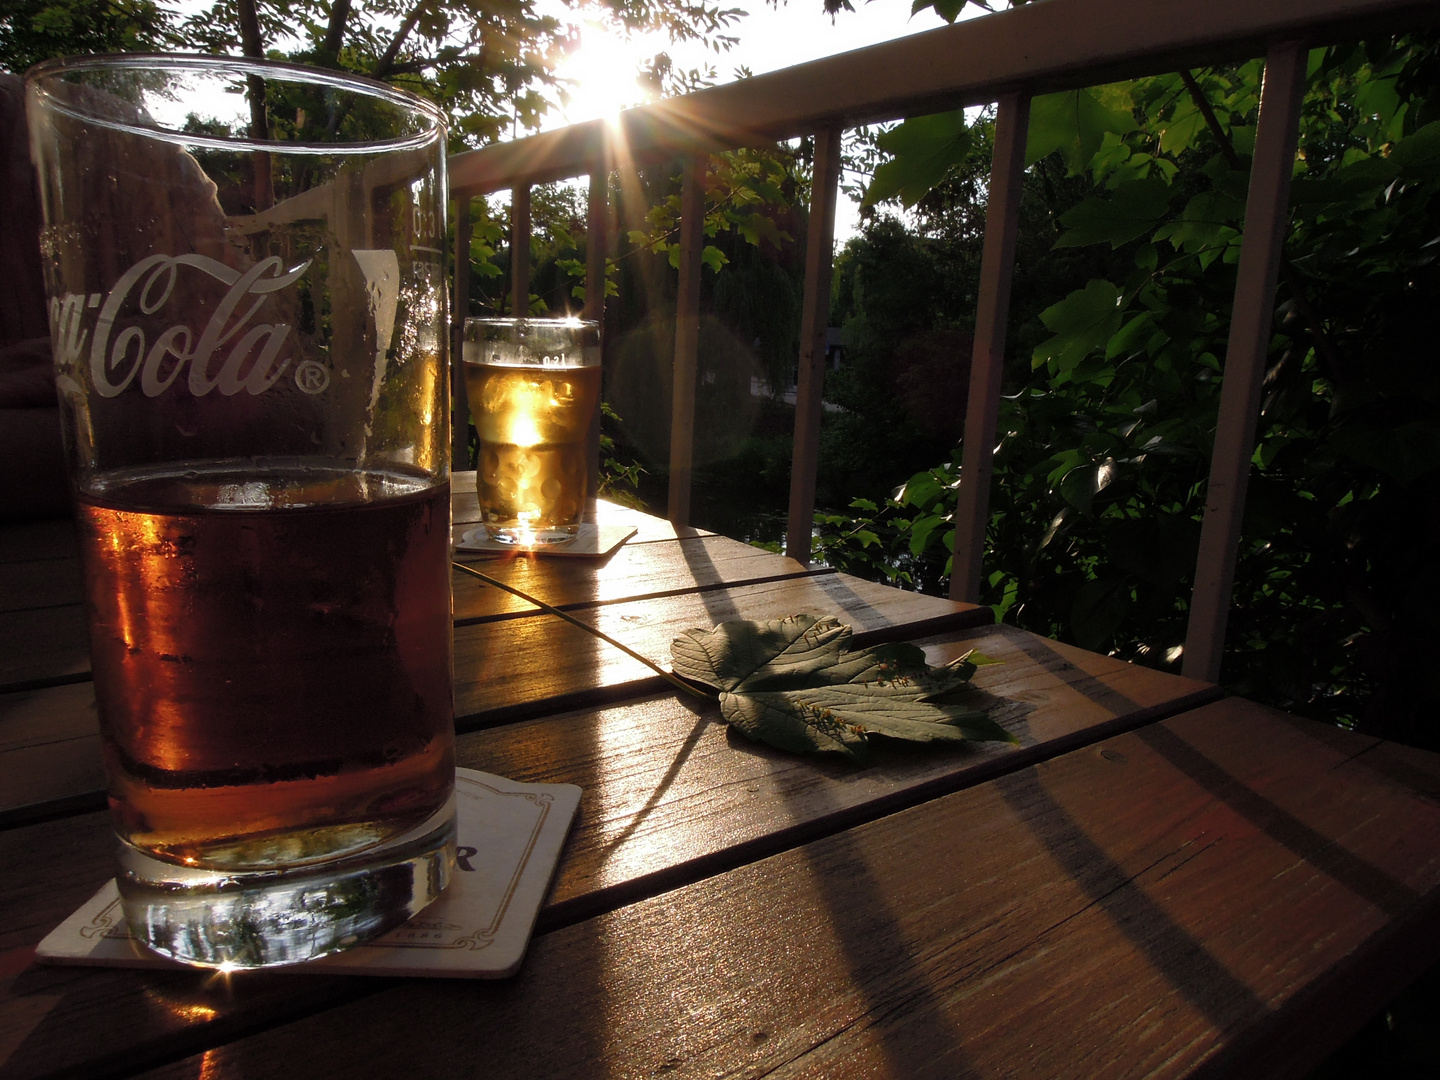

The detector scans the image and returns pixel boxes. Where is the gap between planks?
[451,566,837,628]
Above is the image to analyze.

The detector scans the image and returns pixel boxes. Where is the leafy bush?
[815,36,1440,744]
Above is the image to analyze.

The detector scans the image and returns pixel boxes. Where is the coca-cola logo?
[52,254,313,399]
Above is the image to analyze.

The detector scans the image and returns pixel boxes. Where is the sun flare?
[554,21,650,125]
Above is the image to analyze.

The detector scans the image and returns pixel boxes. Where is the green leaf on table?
[671,614,1015,761]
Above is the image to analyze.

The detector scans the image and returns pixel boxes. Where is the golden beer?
[463,319,601,545]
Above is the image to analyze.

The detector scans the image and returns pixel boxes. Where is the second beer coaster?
[455,523,637,557]
[36,769,581,979]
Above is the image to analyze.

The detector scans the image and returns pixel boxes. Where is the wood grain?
[451,482,710,542]
[451,534,817,622]
[0,625,1213,1080]
[460,623,1217,926]
[0,683,103,822]
[452,573,988,724]
[0,607,90,694]
[0,558,82,614]
[124,701,1440,1080]
[0,519,75,565]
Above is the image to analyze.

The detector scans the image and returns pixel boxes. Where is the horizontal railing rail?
[445,0,1439,685]
[448,0,1433,190]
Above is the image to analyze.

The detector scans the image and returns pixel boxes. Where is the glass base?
[116,795,456,969]
[485,523,579,546]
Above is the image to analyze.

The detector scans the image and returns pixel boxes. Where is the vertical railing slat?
[1183,40,1308,683]
[585,168,608,324]
[785,124,844,565]
[951,91,1032,604]
[511,182,531,317]
[584,166,608,510]
[451,191,472,471]
[668,155,705,525]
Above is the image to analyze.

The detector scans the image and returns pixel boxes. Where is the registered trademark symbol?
[295,361,330,394]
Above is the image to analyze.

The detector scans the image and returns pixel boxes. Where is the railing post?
[1183,40,1307,684]
[452,191,473,471]
[785,124,843,565]
[668,155,705,525]
[585,165,608,511]
[511,182,531,316]
[951,91,1031,605]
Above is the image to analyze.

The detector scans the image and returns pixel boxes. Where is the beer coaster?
[36,769,581,979]
[455,522,637,557]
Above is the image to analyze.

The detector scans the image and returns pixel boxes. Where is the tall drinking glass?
[463,318,601,546]
[26,55,455,968]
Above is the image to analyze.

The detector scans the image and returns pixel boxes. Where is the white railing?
[446,0,1438,683]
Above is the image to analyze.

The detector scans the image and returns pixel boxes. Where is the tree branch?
[322,0,351,58]
[236,0,273,210]
[372,0,428,81]
[236,0,265,58]
[1179,67,1346,384]
[1179,69,1242,172]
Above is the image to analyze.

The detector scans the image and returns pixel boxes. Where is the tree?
[816,33,1440,747]
[0,0,173,74]
[2,0,746,147]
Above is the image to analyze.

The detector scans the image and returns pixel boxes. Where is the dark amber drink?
[77,466,455,873]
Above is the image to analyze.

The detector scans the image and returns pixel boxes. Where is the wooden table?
[3,477,1440,1079]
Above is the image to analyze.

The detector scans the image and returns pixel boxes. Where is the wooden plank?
[951,91,1030,604]
[511,183,530,316]
[452,572,990,724]
[0,558,82,613]
[0,625,1215,1080]
[0,606,90,693]
[463,623,1217,926]
[667,155,705,526]
[445,0,1436,190]
[784,124,842,566]
[452,534,818,622]
[1183,41,1306,683]
[113,699,1440,1080]
[0,519,75,565]
[0,683,103,823]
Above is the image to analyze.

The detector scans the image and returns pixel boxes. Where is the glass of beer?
[463,318,601,546]
[27,55,456,968]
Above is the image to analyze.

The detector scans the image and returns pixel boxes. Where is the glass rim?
[24,52,445,155]
[464,317,600,332]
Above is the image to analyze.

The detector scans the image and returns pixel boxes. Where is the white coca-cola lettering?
[88,254,312,399]
[49,292,91,370]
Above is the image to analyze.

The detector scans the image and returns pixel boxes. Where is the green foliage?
[598,401,647,507]
[866,111,972,208]
[816,34,1440,744]
[626,145,800,275]
[0,0,173,74]
[670,614,1013,761]
[1025,84,1138,173]
[4,0,745,148]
